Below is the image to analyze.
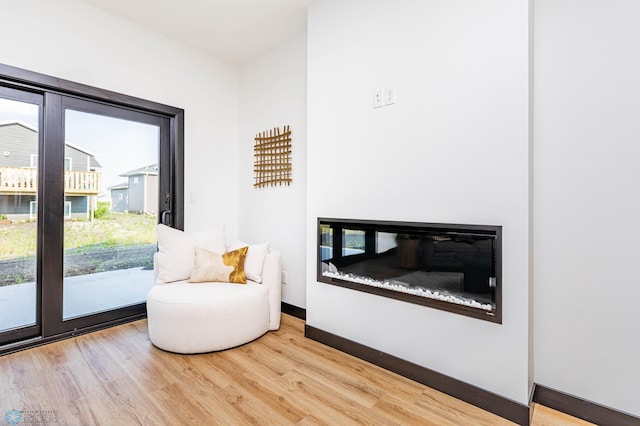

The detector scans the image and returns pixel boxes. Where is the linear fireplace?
[317,218,502,323]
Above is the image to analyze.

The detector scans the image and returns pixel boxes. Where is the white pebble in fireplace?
[322,269,494,311]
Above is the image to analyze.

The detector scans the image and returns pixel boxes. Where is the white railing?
[0,167,101,195]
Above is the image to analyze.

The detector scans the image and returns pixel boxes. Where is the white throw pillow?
[229,241,270,283]
[156,224,226,283]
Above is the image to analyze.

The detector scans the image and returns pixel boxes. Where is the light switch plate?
[384,87,396,105]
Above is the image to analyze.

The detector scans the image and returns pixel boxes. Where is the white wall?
[6,0,637,417]
[534,0,640,417]
[307,0,532,404]
[0,0,240,239]
[238,33,308,307]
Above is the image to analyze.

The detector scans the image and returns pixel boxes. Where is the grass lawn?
[0,213,157,260]
[0,213,158,285]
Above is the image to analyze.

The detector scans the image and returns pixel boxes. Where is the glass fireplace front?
[318,218,502,323]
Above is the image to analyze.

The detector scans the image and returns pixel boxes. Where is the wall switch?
[188,192,197,204]
[281,271,288,284]
[384,87,396,105]
[373,89,384,108]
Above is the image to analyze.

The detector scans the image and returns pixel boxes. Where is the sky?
[0,97,159,194]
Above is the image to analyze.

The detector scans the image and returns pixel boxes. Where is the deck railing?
[0,167,101,195]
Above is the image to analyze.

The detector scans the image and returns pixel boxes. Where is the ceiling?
[79,0,316,65]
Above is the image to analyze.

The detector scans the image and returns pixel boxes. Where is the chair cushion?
[147,280,270,354]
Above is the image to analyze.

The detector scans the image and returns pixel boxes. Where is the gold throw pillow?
[188,246,248,284]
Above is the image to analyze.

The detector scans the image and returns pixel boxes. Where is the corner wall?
[0,0,240,238]
[306,0,532,404]
[533,0,640,417]
[238,33,308,307]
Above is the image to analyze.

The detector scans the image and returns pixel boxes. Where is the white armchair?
[146,226,281,354]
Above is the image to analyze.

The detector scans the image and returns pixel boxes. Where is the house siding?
[64,146,89,172]
[127,175,144,213]
[0,194,36,215]
[67,196,87,215]
[1,123,92,172]
[0,195,87,219]
[0,124,38,168]
[110,188,128,212]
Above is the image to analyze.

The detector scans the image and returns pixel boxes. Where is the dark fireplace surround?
[317,218,502,323]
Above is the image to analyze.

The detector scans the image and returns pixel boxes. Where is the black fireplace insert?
[317,218,502,323]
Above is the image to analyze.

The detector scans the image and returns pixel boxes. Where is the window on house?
[30,200,37,220]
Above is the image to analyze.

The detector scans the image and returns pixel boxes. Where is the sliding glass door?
[0,87,43,345]
[41,95,173,337]
[61,107,161,320]
[58,100,170,333]
[0,64,183,350]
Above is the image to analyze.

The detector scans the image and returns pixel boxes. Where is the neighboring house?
[0,120,102,220]
[108,182,128,213]
[109,164,158,214]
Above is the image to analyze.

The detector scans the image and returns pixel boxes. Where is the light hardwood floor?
[0,314,592,425]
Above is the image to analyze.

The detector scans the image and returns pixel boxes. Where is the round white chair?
[147,246,281,354]
[147,281,271,354]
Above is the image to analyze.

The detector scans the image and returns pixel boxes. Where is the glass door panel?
[0,64,181,352]
[62,109,159,320]
[0,91,42,342]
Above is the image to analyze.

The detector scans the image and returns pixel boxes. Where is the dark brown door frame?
[0,63,184,353]
[0,85,44,346]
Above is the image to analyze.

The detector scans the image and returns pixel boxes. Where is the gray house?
[0,120,102,220]
[107,182,129,213]
[109,164,158,215]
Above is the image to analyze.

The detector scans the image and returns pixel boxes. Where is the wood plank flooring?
[0,314,593,425]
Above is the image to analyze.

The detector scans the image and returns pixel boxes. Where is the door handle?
[161,210,171,225]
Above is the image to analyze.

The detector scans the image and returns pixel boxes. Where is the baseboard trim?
[533,385,640,426]
[305,324,530,425]
[281,302,306,320]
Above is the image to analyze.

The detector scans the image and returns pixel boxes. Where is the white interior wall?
[534,0,640,417]
[306,0,532,404]
[238,33,308,307]
[0,0,240,239]
[4,0,637,417]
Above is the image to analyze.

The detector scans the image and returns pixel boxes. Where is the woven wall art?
[253,125,292,188]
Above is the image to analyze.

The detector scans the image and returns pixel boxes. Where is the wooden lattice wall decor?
[253,125,292,188]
